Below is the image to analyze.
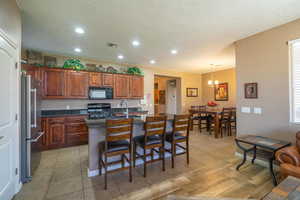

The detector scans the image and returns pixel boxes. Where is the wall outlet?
[241,107,251,113]
[66,105,70,110]
[253,107,262,114]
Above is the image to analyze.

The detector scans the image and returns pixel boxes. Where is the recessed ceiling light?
[118,54,124,59]
[150,60,156,64]
[75,27,85,34]
[171,49,178,55]
[132,40,140,47]
[74,48,82,53]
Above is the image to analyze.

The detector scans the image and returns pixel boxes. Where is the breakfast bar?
[85,115,174,177]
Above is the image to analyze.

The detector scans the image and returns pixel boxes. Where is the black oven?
[88,87,113,100]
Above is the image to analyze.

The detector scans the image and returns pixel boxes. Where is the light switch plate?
[241,107,251,113]
[254,107,262,114]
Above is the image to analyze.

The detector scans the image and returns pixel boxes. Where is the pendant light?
[208,64,219,86]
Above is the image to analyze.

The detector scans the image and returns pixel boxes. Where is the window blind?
[290,40,300,123]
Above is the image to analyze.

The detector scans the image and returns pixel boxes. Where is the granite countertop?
[85,114,175,128]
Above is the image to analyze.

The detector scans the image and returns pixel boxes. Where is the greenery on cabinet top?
[24,59,144,76]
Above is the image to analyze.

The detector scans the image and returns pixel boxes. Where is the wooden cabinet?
[114,74,130,99]
[40,115,88,150]
[22,64,43,81]
[130,76,144,98]
[89,72,102,87]
[66,71,89,98]
[102,73,114,87]
[43,68,66,98]
[47,117,66,148]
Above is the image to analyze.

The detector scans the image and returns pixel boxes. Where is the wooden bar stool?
[165,114,191,168]
[99,118,133,189]
[229,107,236,136]
[133,116,167,177]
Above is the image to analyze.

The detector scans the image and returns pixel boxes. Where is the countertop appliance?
[87,103,112,119]
[89,87,113,100]
[20,73,44,183]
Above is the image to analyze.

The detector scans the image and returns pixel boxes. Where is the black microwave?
[88,87,113,100]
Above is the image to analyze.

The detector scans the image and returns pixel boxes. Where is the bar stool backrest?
[144,116,167,142]
[172,114,191,138]
[105,118,133,143]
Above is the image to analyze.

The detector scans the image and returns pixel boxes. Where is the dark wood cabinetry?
[66,71,89,98]
[130,76,144,98]
[43,69,66,98]
[40,115,88,150]
[102,73,114,87]
[89,72,102,87]
[47,117,66,148]
[114,74,130,99]
[22,65,144,100]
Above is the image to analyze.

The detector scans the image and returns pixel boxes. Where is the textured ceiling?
[18,0,300,73]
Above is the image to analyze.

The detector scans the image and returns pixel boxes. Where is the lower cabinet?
[40,115,88,150]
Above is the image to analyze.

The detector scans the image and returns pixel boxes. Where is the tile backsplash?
[41,99,150,111]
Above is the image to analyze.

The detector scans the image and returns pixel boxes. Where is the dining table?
[189,107,223,138]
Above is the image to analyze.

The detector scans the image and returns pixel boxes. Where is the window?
[290,39,300,123]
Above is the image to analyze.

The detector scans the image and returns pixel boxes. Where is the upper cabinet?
[43,68,66,98]
[102,73,114,87]
[22,65,144,100]
[114,74,130,99]
[130,76,144,99]
[89,72,102,87]
[66,71,89,98]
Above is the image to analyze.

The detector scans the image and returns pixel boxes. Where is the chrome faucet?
[120,100,129,118]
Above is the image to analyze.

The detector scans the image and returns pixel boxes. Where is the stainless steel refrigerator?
[20,72,43,183]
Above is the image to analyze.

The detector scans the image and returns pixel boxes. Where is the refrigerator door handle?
[31,88,37,128]
[28,131,44,143]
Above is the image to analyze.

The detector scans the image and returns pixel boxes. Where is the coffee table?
[235,135,291,186]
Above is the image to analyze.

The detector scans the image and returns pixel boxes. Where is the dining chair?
[165,114,191,168]
[208,107,231,137]
[99,118,133,189]
[190,105,208,132]
[133,116,167,177]
[229,107,236,136]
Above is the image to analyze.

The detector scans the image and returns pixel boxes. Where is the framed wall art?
[214,83,228,101]
[245,82,258,99]
[186,88,198,97]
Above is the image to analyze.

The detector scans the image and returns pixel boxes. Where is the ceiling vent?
[107,42,118,48]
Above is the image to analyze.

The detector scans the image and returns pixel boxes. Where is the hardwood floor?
[14,130,275,200]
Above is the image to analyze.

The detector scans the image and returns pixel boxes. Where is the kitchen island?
[85,115,175,177]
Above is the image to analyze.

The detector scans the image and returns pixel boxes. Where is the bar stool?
[133,116,167,177]
[165,114,191,168]
[99,118,133,189]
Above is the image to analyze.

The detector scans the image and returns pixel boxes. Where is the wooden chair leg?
[143,148,147,177]
[161,146,165,171]
[133,142,136,168]
[199,119,202,133]
[104,155,108,190]
[186,140,189,165]
[99,151,102,176]
[171,142,175,168]
[129,149,132,182]
[151,149,154,161]
[121,154,125,168]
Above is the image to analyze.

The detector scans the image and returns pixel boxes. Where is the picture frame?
[245,82,258,99]
[214,82,228,101]
[186,88,198,97]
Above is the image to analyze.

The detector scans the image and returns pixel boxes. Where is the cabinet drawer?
[48,117,65,124]
[66,123,88,133]
[67,133,88,145]
[65,116,87,123]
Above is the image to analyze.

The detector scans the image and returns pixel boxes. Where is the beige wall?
[0,0,21,46]
[24,51,202,113]
[201,68,236,108]
[235,18,300,142]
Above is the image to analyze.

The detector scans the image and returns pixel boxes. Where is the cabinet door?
[43,69,66,98]
[21,64,42,81]
[130,76,144,98]
[48,118,65,148]
[38,118,48,150]
[102,73,114,87]
[114,74,130,99]
[65,116,88,146]
[89,72,102,87]
[66,71,89,98]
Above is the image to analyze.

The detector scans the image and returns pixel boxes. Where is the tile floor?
[14,130,274,200]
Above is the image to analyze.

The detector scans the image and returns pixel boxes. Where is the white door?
[166,80,177,114]
[0,32,19,200]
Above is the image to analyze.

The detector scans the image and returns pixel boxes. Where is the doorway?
[154,75,181,115]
